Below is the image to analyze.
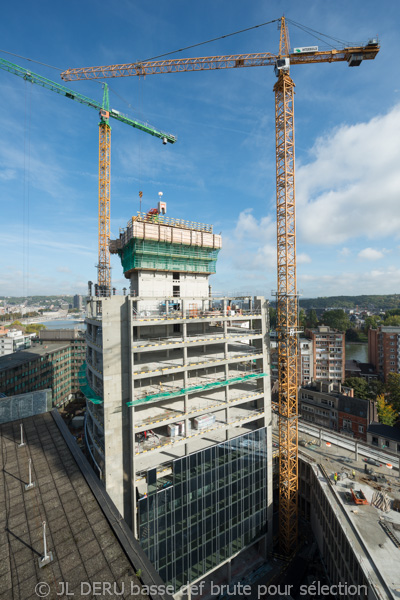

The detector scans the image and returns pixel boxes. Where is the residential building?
[299,382,376,441]
[306,326,345,383]
[0,328,33,356]
[368,325,400,381]
[0,332,85,406]
[367,422,400,453]
[82,212,273,594]
[298,337,313,385]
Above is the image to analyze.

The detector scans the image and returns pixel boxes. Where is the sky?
[0,0,399,299]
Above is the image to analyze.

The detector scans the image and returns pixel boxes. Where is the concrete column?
[355,441,358,462]
[102,296,132,525]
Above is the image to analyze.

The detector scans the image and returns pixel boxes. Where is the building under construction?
[82,210,273,594]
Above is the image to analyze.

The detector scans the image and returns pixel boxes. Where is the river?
[40,319,85,331]
[345,342,368,363]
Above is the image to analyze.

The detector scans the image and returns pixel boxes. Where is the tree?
[343,377,371,400]
[25,324,46,334]
[376,395,397,427]
[320,309,350,332]
[305,309,318,329]
[269,307,277,330]
[364,315,380,333]
[298,308,306,329]
[385,373,400,412]
[383,315,400,327]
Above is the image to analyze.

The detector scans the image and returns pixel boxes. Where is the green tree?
[383,315,400,327]
[385,373,400,412]
[25,324,46,334]
[377,395,397,426]
[320,309,350,332]
[343,377,371,400]
[269,307,277,329]
[364,315,380,333]
[298,308,306,329]
[305,309,318,329]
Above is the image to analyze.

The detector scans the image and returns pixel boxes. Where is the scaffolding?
[78,363,103,404]
[118,238,220,275]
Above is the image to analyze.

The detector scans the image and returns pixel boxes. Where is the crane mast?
[98,84,112,295]
[60,17,379,555]
[274,18,299,555]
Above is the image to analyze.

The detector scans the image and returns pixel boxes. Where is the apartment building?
[368,325,400,381]
[299,382,376,441]
[298,338,313,385]
[82,212,273,594]
[306,326,345,383]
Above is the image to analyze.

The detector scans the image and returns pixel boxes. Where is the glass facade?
[138,428,268,591]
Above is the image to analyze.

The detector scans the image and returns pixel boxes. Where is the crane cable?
[23,79,32,298]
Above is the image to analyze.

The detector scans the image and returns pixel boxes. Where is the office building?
[0,331,85,406]
[82,212,273,594]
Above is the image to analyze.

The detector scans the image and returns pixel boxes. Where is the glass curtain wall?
[138,428,268,591]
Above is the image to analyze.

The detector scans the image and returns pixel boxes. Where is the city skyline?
[0,0,399,298]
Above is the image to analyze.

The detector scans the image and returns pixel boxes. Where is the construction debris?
[371,491,391,512]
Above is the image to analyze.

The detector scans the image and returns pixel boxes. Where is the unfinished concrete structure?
[83,213,273,593]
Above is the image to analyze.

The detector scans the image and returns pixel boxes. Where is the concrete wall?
[100,296,132,524]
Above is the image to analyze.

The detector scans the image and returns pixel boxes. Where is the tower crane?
[60,17,379,554]
[0,57,177,296]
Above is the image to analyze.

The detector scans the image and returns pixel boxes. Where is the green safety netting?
[119,238,220,275]
[127,372,268,407]
[78,362,103,405]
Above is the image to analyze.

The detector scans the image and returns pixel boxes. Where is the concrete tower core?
[84,212,273,596]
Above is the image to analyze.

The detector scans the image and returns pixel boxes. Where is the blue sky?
[0,0,399,299]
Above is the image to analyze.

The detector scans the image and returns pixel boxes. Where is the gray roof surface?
[0,343,70,371]
[0,412,164,600]
[368,422,400,442]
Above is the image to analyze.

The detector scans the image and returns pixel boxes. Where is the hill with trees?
[299,295,400,311]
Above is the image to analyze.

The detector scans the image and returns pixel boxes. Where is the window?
[358,425,364,433]
[372,436,378,446]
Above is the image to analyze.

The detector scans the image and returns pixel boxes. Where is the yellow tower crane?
[0,56,177,297]
[61,17,379,554]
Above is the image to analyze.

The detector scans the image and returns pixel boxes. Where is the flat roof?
[298,435,400,598]
[0,411,170,599]
[0,342,72,371]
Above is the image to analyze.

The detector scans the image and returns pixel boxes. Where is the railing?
[131,307,262,321]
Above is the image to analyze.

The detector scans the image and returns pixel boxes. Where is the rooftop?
[368,422,400,442]
[298,433,400,599]
[0,410,168,599]
[0,342,73,371]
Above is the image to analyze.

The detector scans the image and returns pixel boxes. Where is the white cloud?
[297,104,400,245]
[338,247,351,257]
[357,247,384,260]
[297,253,312,264]
[234,209,275,241]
